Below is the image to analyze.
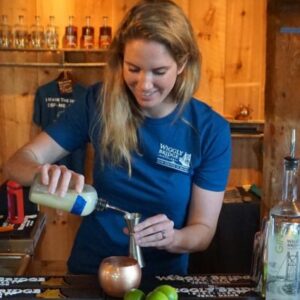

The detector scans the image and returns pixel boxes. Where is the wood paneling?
[263,0,300,215]
[224,0,266,121]
[189,0,226,114]
[228,137,263,188]
[0,0,266,275]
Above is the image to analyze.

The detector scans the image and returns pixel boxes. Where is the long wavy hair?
[100,0,201,174]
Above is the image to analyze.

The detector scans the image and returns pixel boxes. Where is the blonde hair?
[100,0,201,173]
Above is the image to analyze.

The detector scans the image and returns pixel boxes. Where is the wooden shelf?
[229,120,264,138]
[231,133,264,139]
[0,48,107,52]
[0,48,108,68]
[229,119,264,124]
[0,62,107,67]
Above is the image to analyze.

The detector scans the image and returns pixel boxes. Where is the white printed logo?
[157,143,191,173]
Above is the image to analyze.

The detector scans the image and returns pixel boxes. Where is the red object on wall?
[6,180,24,224]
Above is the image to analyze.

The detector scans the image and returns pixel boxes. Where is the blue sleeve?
[193,119,232,191]
[44,84,98,152]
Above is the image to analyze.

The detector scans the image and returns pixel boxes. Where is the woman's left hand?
[133,214,175,250]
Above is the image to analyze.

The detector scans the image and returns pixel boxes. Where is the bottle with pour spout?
[29,178,128,216]
[265,129,300,300]
[29,177,145,267]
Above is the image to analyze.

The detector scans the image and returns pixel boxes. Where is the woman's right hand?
[39,163,85,197]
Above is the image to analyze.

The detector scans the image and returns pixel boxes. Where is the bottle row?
[0,15,112,50]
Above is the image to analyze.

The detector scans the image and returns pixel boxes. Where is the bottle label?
[65,35,77,48]
[83,35,94,48]
[99,35,111,49]
[266,221,300,300]
[46,31,58,49]
[70,195,87,215]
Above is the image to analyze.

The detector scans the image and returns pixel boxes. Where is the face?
[123,39,184,118]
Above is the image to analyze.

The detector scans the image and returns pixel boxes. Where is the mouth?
[138,90,157,100]
[142,91,154,96]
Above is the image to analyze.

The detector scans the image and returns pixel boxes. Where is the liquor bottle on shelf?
[266,129,300,300]
[45,16,59,49]
[0,15,12,48]
[30,16,44,49]
[63,16,78,48]
[80,16,94,49]
[99,16,111,49]
[13,15,28,49]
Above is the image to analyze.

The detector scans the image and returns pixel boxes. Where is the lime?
[154,285,178,300]
[146,290,169,300]
[124,288,145,300]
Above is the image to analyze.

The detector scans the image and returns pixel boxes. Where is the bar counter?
[0,274,262,299]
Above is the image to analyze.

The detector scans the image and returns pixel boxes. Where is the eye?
[128,67,140,73]
[153,70,166,76]
[153,68,167,76]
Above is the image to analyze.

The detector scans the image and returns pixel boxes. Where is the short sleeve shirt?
[45,82,232,276]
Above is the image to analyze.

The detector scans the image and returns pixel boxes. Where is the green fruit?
[154,285,178,300]
[146,290,169,300]
[124,288,145,300]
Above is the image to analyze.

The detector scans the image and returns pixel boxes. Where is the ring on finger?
[160,230,167,240]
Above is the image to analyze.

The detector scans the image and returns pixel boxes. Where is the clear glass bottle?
[13,15,28,48]
[80,16,94,49]
[99,16,111,49]
[0,15,12,48]
[63,16,78,48]
[30,16,44,49]
[45,16,59,49]
[266,129,300,300]
[251,217,269,298]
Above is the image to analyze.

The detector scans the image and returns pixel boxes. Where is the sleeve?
[193,118,232,192]
[44,83,99,152]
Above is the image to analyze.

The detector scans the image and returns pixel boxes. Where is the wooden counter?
[0,274,262,299]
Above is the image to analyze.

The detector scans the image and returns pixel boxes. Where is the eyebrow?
[124,61,170,71]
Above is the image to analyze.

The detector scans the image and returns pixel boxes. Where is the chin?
[137,99,157,108]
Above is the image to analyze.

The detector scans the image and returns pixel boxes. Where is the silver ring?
[161,230,167,240]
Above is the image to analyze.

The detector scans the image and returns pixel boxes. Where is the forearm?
[133,188,223,253]
[3,148,42,186]
[166,186,223,253]
[167,223,216,253]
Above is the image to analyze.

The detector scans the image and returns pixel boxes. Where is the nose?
[138,72,153,91]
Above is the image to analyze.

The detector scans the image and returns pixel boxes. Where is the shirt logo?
[156,143,191,173]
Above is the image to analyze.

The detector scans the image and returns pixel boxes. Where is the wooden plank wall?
[263,0,300,215]
[225,0,266,189]
[225,0,266,121]
[0,0,266,274]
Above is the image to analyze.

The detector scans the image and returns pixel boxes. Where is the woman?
[4,0,231,276]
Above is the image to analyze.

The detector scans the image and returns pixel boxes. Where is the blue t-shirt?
[33,80,87,174]
[45,82,232,276]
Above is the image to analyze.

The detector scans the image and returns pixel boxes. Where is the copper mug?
[98,256,142,298]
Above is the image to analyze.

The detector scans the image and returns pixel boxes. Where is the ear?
[177,60,187,75]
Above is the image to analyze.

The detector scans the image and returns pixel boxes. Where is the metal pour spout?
[96,198,130,215]
[290,128,296,159]
[105,203,130,215]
